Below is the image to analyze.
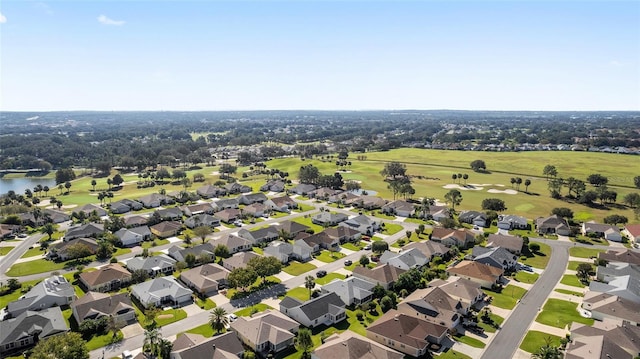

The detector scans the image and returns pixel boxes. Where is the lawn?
[314,272,345,285]
[0,246,14,256]
[453,334,486,348]
[234,303,273,317]
[369,211,397,220]
[554,289,584,297]
[141,239,170,249]
[436,350,472,359]
[569,247,605,259]
[567,260,593,270]
[519,330,562,353]
[6,258,69,276]
[86,331,123,351]
[344,262,376,271]
[514,271,539,284]
[195,297,217,310]
[282,261,317,276]
[295,203,316,213]
[155,308,187,327]
[252,246,264,254]
[291,216,324,234]
[477,313,504,333]
[20,246,45,258]
[341,242,364,251]
[560,274,586,288]
[519,241,551,269]
[380,223,403,235]
[282,287,310,301]
[345,302,383,336]
[315,250,346,263]
[535,299,594,328]
[185,323,217,337]
[483,285,527,310]
[0,278,43,309]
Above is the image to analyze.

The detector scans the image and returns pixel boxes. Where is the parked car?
[17,233,27,238]
[228,313,238,322]
[316,270,327,278]
[364,244,372,250]
[370,255,379,262]
[344,260,352,266]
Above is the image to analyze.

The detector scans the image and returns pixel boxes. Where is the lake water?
[0,177,58,196]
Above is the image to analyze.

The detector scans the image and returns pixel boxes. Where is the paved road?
[0,233,44,280]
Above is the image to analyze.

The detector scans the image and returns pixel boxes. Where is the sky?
[0,1,639,111]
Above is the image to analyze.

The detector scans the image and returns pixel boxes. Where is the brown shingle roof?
[352,264,406,286]
[79,263,131,287]
[447,260,504,283]
[366,310,447,349]
[599,250,640,266]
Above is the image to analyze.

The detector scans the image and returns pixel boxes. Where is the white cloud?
[609,60,623,67]
[97,14,125,26]
[0,12,7,24]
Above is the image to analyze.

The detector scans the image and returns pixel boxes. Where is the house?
[430,227,475,248]
[243,203,267,218]
[424,205,450,222]
[150,221,182,238]
[237,226,280,245]
[428,277,485,310]
[0,307,68,356]
[155,207,183,221]
[582,222,623,242]
[184,214,220,229]
[110,199,143,214]
[598,249,640,266]
[214,198,239,210]
[352,263,406,290]
[535,215,570,236]
[323,226,361,244]
[64,222,104,241]
[126,254,176,276]
[79,263,132,292]
[179,263,230,296]
[330,192,360,205]
[168,243,215,264]
[397,287,466,328]
[181,203,215,217]
[170,332,243,359]
[264,241,294,263]
[301,231,340,251]
[458,210,488,228]
[486,233,524,255]
[214,208,240,224]
[139,193,174,208]
[366,310,448,356]
[339,215,380,235]
[239,192,269,205]
[582,292,640,326]
[211,233,252,254]
[566,320,640,359]
[312,331,404,359]
[196,184,225,199]
[471,246,518,271]
[124,215,148,227]
[447,260,504,288]
[225,182,251,194]
[0,224,21,239]
[292,240,314,262]
[114,226,152,247]
[320,277,375,306]
[381,200,415,217]
[71,292,136,325]
[6,275,75,317]
[223,251,261,271]
[18,212,43,227]
[379,248,428,270]
[49,237,98,261]
[354,196,387,210]
[77,203,108,217]
[279,292,346,328]
[622,224,640,245]
[43,209,70,223]
[312,212,348,227]
[275,220,311,236]
[402,241,451,260]
[309,187,341,200]
[260,180,286,193]
[266,195,298,212]
[289,183,316,196]
[497,214,529,230]
[591,262,640,304]
[131,276,193,309]
[230,310,299,356]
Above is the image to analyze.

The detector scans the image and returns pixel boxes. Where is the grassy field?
[155,308,187,327]
[484,285,527,310]
[184,323,219,338]
[315,250,345,263]
[234,303,273,316]
[555,288,584,297]
[282,287,310,301]
[519,330,562,353]
[477,313,504,333]
[560,274,586,288]
[20,246,45,258]
[436,350,472,359]
[567,260,593,270]
[520,242,551,269]
[0,246,14,256]
[314,272,345,285]
[536,299,593,328]
[7,258,68,276]
[514,271,539,284]
[194,297,217,310]
[282,261,316,276]
[380,223,403,235]
[453,334,486,348]
[569,247,605,258]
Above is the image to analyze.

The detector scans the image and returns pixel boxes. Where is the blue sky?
[1,1,639,111]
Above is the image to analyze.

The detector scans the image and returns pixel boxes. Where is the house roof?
[7,275,75,314]
[459,210,486,222]
[352,263,406,285]
[431,227,474,246]
[168,243,215,262]
[275,220,310,234]
[382,200,414,213]
[321,277,375,303]
[472,246,518,267]
[313,212,348,224]
[78,204,107,216]
[302,232,336,247]
[568,320,640,359]
[486,234,524,253]
[244,203,267,214]
[79,263,131,287]
[212,233,252,250]
[223,251,260,269]
[126,254,176,271]
[270,195,295,207]
[323,226,360,239]
[179,263,230,291]
[52,237,98,255]
[447,260,504,282]
[285,292,345,321]
[171,332,243,359]
[241,192,269,202]
[214,198,239,207]
[72,292,133,321]
[150,221,182,233]
[498,214,528,225]
[624,224,640,237]
[584,292,640,323]
[313,331,404,359]
[0,307,68,346]
[182,203,214,214]
[124,215,148,227]
[536,215,569,229]
[229,310,298,347]
[214,209,240,221]
[402,241,450,258]
[599,250,640,266]
[131,276,192,304]
[264,241,293,256]
[366,310,447,349]
[429,277,484,306]
[65,222,104,238]
[584,222,620,234]
[401,287,463,327]
[379,248,428,269]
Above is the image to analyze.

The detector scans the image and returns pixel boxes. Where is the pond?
[349,189,378,195]
[0,177,58,196]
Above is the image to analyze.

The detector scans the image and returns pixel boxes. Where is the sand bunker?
[468,183,495,187]
[442,184,483,191]
[487,189,518,195]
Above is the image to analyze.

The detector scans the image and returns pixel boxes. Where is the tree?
[209,307,229,334]
[531,337,563,359]
[587,173,608,187]
[55,168,76,185]
[299,164,321,185]
[529,242,541,252]
[228,267,258,290]
[90,179,97,192]
[524,179,532,192]
[542,165,558,180]
[156,168,170,183]
[603,214,628,226]
[64,181,72,194]
[30,332,89,359]
[248,256,282,283]
[41,222,57,240]
[185,253,197,268]
[548,177,564,198]
[576,263,593,284]
[452,174,457,183]
[183,233,192,246]
[219,163,237,179]
[380,161,407,179]
[470,159,486,172]
[158,338,173,359]
[95,240,114,260]
[372,241,389,254]
[635,176,640,189]
[462,173,469,184]
[295,328,314,358]
[132,269,149,283]
[107,178,113,191]
[193,225,213,243]
[481,198,507,212]
[214,244,231,259]
[623,193,640,208]
[359,254,370,266]
[444,189,463,209]
[551,207,573,219]
[380,295,393,312]
[305,275,316,298]
[112,173,124,187]
[144,327,162,355]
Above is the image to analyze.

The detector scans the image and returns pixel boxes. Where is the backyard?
[535,299,594,328]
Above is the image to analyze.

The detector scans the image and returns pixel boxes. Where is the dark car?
[344,260,353,266]
[316,270,327,278]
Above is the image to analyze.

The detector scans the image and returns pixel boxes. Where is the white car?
[364,244,372,250]
[228,313,238,322]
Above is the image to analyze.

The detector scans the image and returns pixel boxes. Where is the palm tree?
[91,179,97,192]
[43,186,49,196]
[144,327,162,355]
[41,222,56,240]
[531,337,563,359]
[524,179,532,193]
[209,307,229,334]
[107,178,113,191]
[304,275,315,298]
[64,181,71,194]
[296,328,313,358]
[58,184,64,195]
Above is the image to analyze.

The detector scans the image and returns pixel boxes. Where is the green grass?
[567,260,593,270]
[282,261,317,276]
[519,331,562,353]
[0,246,14,256]
[0,279,43,309]
[453,334,486,348]
[569,247,604,259]
[514,271,539,284]
[155,308,187,327]
[536,299,594,328]
[436,350,472,359]
[371,236,384,241]
[185,323,217,337]
[345,302,383,336]
[141,239,170,249]
[369,211,397,220]
[234,303,273,316]
[519,241,551,269]
[291,216,324,234]
[344,262,376,271]
[380,223,403,235]
[483,285,527,310]
[282,287,310,301]
[195,297,217,310]
[20,246,45,258]
[295,203,316,213]
[314,272,346,285]
[315,250,346,263]
[555,289,584,297]
[112,247,132,257]
[341,242,364,251]
[6,258,68,276]
[252,246,264,254]
[86,331,123,351]
[477,313,504,333]
[404,217,429,225]
[560,274,586,288]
